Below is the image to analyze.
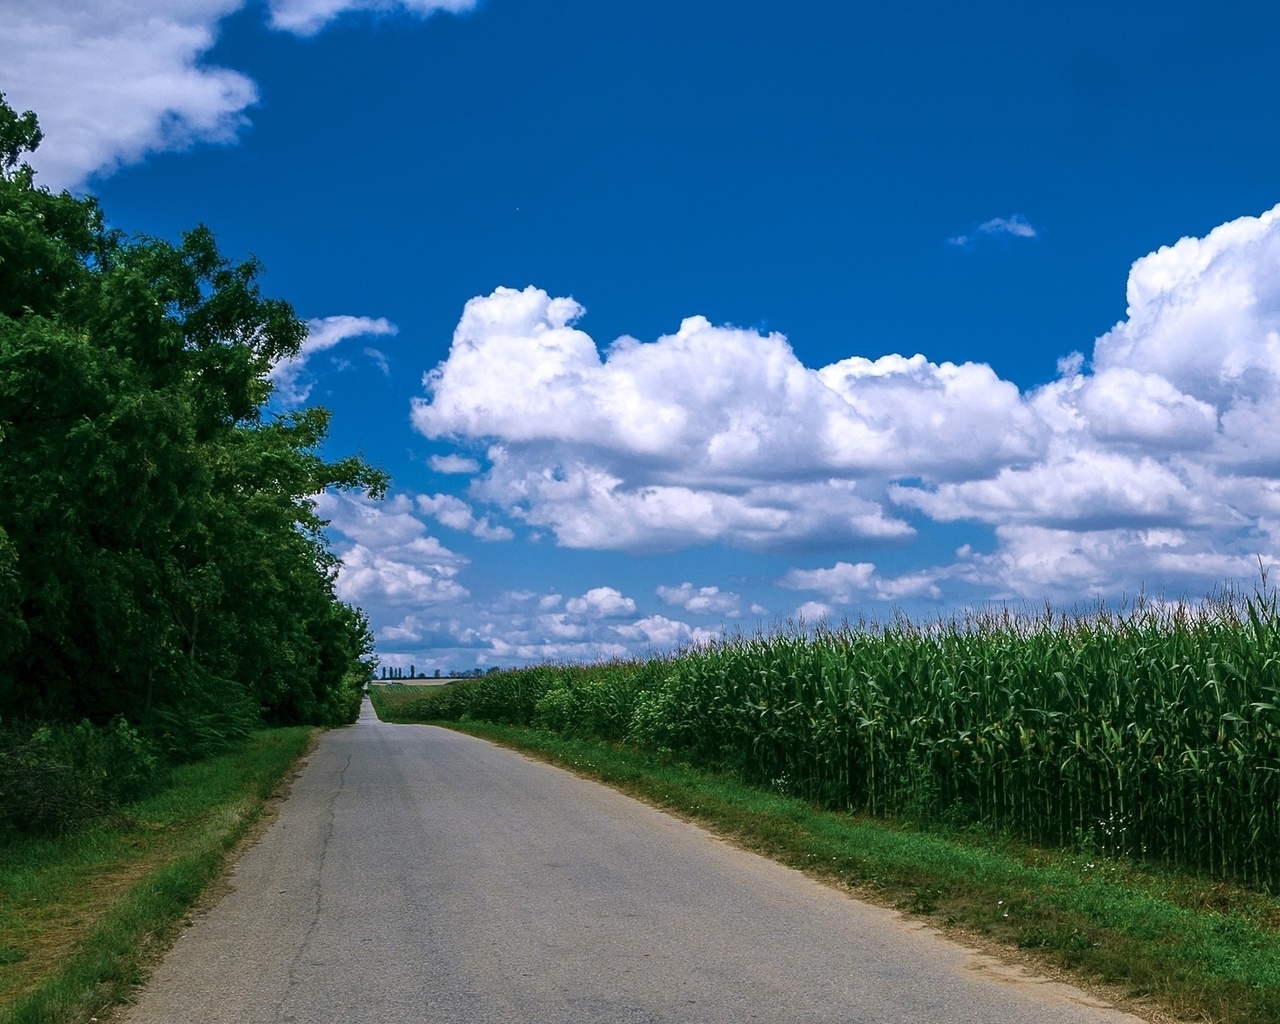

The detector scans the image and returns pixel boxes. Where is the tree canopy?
[0,94,386,749]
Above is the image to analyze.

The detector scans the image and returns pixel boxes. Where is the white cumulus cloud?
[948,525,1265,602]
[893,203,1280,598]
[0,0,255,190]
[564,587,637,618]
[265,0,477,36]
[612,615,717,648]
[429,453,482,474]
[781,561,942,604]
[415,287,1040,482]
[316,491,468,609]
[948,213,1039,247]
[473,450,911,551]
[416,493,513,541]
[407,203,1280,603]
[270,315,398,407]
[413,285,1049,550]
[0,0,478,190]
[792,601,834,623]
[655,583,744,617]
[891,447,1210,530]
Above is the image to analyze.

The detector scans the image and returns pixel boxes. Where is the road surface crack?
[270,752,351,1023]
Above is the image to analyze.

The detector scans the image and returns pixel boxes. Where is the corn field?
[388,588,1280,890]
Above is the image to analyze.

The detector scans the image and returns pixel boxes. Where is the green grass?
[371,682,1280,1024]
[0,726,315,1024]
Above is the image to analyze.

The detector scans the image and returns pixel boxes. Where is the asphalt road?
[122,701,1145,1024]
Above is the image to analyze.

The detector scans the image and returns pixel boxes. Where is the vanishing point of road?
[122,701,1145,1024]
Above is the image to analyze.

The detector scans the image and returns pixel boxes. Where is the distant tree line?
[0,97,384,833]
[378,667,500,680]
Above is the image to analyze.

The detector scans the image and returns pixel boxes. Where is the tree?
[0,95,386,744]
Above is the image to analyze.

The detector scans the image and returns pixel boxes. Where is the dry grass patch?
[0,852,171,1006]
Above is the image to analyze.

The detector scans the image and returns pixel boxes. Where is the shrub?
[0,717,160,836]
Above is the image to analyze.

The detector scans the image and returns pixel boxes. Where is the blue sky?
[5,0,1280,670]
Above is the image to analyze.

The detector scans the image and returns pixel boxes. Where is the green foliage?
[0,718,159,836]
[0,526,22,662]
[141,665,262,763]
[0,94,381,804]
[394,587,1280,892]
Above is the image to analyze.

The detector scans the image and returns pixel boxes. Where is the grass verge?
[371,688,1280,1024]
[0,726,316,1024]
